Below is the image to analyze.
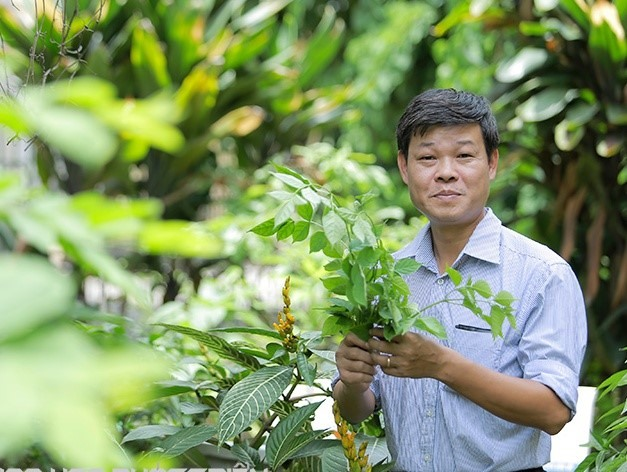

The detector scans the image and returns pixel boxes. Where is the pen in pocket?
[455,324,491,333]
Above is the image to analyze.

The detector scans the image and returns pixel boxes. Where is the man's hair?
[396,88,500,160]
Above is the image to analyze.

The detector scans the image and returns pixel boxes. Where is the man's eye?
[419,155,435,160]
[458,153,473,158]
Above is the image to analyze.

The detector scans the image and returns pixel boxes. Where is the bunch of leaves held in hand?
[251,163,516,341]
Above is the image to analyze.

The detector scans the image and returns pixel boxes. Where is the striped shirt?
[371,208,587,471]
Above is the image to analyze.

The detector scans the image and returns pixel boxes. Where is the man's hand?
[366,329,571,434]
[336,332,376,393]
[368,328,444,379]
[333,332,377,424]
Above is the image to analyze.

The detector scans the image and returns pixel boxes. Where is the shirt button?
[426,409,434,417]
[437,278,444,285]
[424,454,432,462]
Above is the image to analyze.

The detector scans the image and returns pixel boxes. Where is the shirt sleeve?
[517,261,588,416]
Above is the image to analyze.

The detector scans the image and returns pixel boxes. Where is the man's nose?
[435,157,458,181]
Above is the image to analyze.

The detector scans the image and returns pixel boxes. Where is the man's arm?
[333,332,378,424]
[333,379,377,424]
[368,328,571,435]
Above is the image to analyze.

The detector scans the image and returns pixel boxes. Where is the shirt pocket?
[450,315,502,370]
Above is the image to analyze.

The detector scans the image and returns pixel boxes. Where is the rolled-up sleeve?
[518,262,587,416]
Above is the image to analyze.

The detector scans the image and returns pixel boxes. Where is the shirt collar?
[394,208,502,267]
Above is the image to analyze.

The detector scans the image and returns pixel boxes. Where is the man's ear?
[397,151,409,184]
[488,149,499,181]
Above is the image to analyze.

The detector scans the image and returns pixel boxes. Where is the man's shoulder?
[501,226,568,267]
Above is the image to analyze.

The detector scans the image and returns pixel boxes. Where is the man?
[332,88,587,471]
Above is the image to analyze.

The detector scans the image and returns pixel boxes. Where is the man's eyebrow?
[415,139,478,148]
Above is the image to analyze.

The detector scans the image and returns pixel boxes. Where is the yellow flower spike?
[358,441,368,458]
[333,401,372,471]
[272,276,299,352]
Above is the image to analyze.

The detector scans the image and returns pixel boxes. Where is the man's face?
[397,123,498,230]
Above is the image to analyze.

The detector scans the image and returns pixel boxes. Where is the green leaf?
[350,264,368,306]
[160,425,217,457]
[357,247,380,267]
[292,221,310,242]
[321,444,348,472]
[0,254,75,342]
[413,316,447,339]
[516,87,578,122]
[276,219,295,240]
[250,218,278,236]
[495,47,550,83]
[275,200,296,227]
[321,275,347,292]
[494,290,516,307]
[298,4,344,88]
[206,326,282,340]
[296,202,314,221]
[296,351,317,386]
[266,402,325,469]
[352,214,377,246]
[321,315,354,337]
[310,231,329,253]
[394,258,421,275]
[218,366,293,443]
[271,171,307,190]
[446,267,463,286]
[231,443,263,469]
[131,20,172,96]
[268,190,296,201]
[157,324,262,370]
[28,105,118,171]
[271,163,312,184]
[322,210,347,246]
[472,280,492,298]
[288,439,340,461]
[232,0,292,30]
[139,220,224,258]
[487,305,507,338]
[122,425,180,444]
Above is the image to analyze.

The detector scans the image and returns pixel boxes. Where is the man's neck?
[430,220,482,274]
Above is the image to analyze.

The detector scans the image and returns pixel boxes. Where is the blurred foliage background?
[0,0,625,469]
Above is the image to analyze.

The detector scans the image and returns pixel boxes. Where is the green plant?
[126,277,392,471]
[576,347,627,471]
[119,161,515,470]
[250,163,516,341]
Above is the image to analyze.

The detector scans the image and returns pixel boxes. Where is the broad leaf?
[495,47,549,83]
[350,264,368,306]
[353,214,377,246]
[206,326,282,340]
[297,351,317,387]
[157,324,261,370]
[322,210,347,246]
[413,316,447,339]
[231,443,262,469]
[266,401,325,469]
[275,200,296,227]
[160,425,217,457]
[310,231,329,252]
[218,366,293,443]
[270,171,307,190]
[516,87,578,122]
[394,258,421,275]
[122,425,179,444]
[446,267,462,286]
[250,218,278,236]
[472,280,492,298]
[321,444,348,472]
[0,254,75,342]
